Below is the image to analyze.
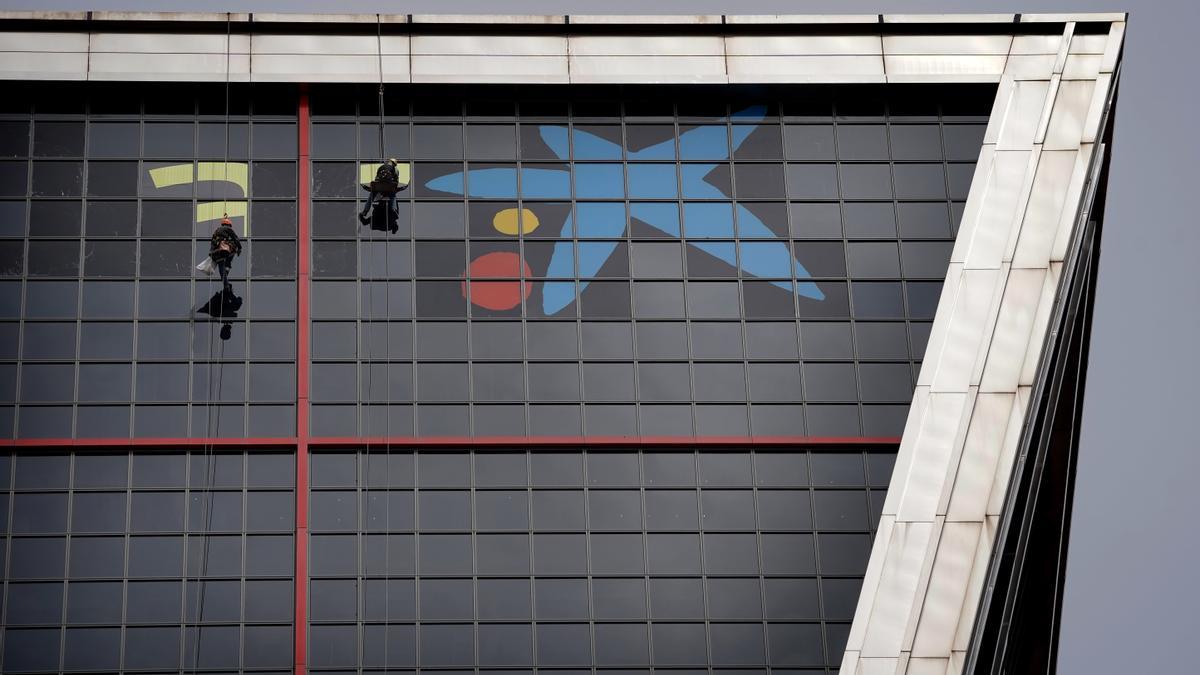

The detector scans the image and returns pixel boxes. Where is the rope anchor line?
[358,11,395,673]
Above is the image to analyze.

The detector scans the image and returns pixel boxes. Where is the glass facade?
[307,85,988,439]
[306,448,893,672]
[0,450,295,672]
[0,82,993,674]
[0,83,298,440]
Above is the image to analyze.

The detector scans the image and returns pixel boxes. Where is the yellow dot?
[492,208,539,236]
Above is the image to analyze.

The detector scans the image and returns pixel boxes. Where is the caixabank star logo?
[421,106,827,318]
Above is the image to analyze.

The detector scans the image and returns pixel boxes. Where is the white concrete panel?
[0,51,87,79]
[882,35,1012,55]
[411,14,562,24]
[90,32,250,54]
[980,269,1047,393]
[860,521,937,657]
[0,31,89,52]
[999,149,1043,264]
[728,55,885,83]
[855,656,903,674]
[1033,75,1062,145]
[952,516,999,651]
[251,34,379,55]
[1063,54,1102,79]
[1018,262,1063,387]
[1068,33,1108,54]
[91,11,246,22]
[568,35,725,56]
[884,55,1007,80]
[89,52,251,81]
[249,53,382,82]
[570,56,728,84]
[1051,24,1074,75]
[725,35,881,56]
[1100,23,1125,73]
[958,151,1033,270]
[994,80,1050,149]
[363,36,406,56]
[1020,12,1126,22]
[930,270,1001,393]
[894,394,969,522]
[982,78,1014,145]
[933,391,983,519]
[412,35,566,56]
[1082,73,1111,142]
[379,55,410,83]
[0,11,87,20]
[946,393,1016,522]
[412,55,568,83]
[725,14,880,24]
[915,263,964,387]
[1009,34,1061,54]
[1012,150,1078,269]
[907,657,952,675]
[884,386,931,517]
[845,514,897,651]
[984,389,1030,518]
[1043,79,1096,150]
[569,14,722,24]
[1004,54,1057,80]
[253,12,386,23]
[1050,145,1094,263]
[887,73,1004,84]
[883,14,1014,23]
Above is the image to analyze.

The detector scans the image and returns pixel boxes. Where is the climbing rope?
[358,13,395,670]
[189,13,234,671]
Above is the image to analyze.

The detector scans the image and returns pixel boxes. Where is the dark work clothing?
[375,163,399,185]
[361,190,398,220]
[214,255,231,285]
[360,163,401,221]
[209,224,241,286]
[210,224,242,257]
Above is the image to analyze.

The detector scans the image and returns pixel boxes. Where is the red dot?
[462,252,531,310]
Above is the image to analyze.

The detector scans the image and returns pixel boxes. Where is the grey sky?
[4,1,1196,672]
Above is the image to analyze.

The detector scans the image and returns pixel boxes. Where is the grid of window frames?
[307,447,894,673]
[0,450,295,672]
[0,83,298,440]
[307,85,992,439]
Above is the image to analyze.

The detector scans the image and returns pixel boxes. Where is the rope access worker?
[209,217,242,289]
[359,158,405,226]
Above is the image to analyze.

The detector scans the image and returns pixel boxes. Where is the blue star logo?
[426,106,824,314]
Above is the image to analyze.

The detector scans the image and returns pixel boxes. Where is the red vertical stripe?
[294,84,311,675]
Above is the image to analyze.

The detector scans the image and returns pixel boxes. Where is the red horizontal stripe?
[309,435,901,447]
[0,435,899,449]
[0,437,298,448]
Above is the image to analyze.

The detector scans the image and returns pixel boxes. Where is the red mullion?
[294,84,312,675]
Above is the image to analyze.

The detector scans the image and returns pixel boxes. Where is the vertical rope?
[190,13,233,671]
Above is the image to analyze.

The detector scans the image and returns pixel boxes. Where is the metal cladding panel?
[725,35,883,55]
[411,55,568,83]
[568,55,729,84]
[0,31,89,51]
[0,50,87,79]
[840,21,1122,675]
[727,55,885,83]
[88,52,252,82]
[411,35,568,56]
